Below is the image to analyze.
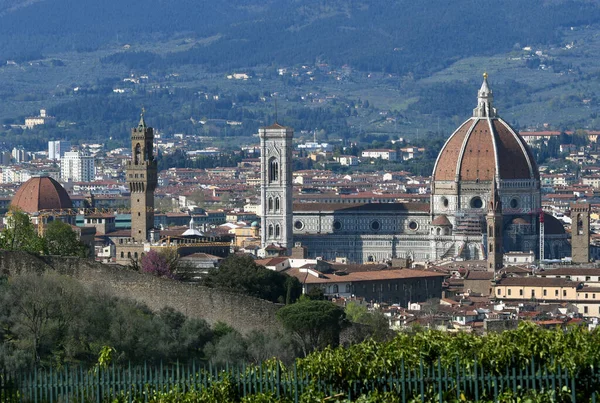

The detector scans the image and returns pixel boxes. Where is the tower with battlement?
[126,111,157,242]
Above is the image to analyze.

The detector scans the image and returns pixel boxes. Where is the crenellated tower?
[127,110,157,242]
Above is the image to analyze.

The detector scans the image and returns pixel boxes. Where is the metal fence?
[1,359,599,402]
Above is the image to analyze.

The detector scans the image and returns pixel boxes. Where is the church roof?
[11,176,72,213]
[543,213,566,235]
[431,215,451,226]
[432,75,539,183]
[292,202,430,213]
[264,122,288,130]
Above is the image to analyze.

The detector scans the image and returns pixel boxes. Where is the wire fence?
[1,359,600,402]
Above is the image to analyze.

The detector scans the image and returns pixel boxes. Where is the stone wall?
[0,251,282,334]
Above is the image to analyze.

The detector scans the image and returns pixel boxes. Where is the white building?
[361,149,398,161]
[61,151,95,182]
[11,147,28,163]
[48,140,71,161]
[503,251,535,265]
[335,155,359,166]
[25,109,56,129]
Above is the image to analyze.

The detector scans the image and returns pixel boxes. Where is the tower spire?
[473,72,497,118]
[138,107,146,128]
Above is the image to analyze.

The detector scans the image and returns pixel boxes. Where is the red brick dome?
[11,176,72,213]
[432,76,538,183]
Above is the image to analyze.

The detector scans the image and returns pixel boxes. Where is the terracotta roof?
[540,267,600,277]
[465,270,494,280]
[502,266,532,274]
[263,122,287,130]
[495,277,576,287]
[431,215,451,226]
[11,176,72,213]
[433,117,538,182]
[286,268,446,284]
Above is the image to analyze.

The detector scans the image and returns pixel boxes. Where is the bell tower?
[260,123,293,252]
[571,202,590,263]
[127,110,157,242]
[486,180,503,270]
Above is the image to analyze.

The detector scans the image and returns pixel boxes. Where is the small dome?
[251,221,260,228]
[512,217,528,225]
[544,213,566,235]
[431,215,451,226]
[432,75,538,183]
[11,176,72,213]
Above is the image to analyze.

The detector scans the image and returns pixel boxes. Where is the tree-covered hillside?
[1,0,599,76]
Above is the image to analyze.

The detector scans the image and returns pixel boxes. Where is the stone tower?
[127,111,157,242]
[486,180,503,270]
[571,202,590,263]
[260,123,293,252]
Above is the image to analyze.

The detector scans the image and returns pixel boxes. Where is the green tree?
[205,331,248,366]
[276,300,346,357]
[0,209,46,254]
[44,219,88,257]
[202,255,301,304]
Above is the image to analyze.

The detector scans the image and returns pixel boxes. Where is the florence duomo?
[260,74,571,264]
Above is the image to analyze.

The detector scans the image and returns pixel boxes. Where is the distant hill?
[1,0,600,75]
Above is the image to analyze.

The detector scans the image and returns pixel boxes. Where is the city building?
[48,140,71,161]
[11,147,28,163]
[61,151,95,182]
[260,75,571,264]
[361,149,398,161]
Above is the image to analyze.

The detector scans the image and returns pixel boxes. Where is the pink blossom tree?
[141,250,173,278]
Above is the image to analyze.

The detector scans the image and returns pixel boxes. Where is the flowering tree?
[141,250,173,278]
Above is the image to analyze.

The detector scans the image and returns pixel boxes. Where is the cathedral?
[260,75,571,265]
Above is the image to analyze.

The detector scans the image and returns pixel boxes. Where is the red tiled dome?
[432,76,538,183]
[431,215,452,226]
[11,176,72,213]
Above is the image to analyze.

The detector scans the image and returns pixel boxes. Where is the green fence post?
[293,362,298,403]
[571,370,576,403]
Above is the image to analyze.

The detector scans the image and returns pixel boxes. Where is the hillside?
[1,0,599,76]
[2,0,600,150]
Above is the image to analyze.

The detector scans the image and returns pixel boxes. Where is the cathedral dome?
[432,75,539,183]
[11,176,72,213]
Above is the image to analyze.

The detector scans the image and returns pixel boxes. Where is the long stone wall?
[0,251,282,334]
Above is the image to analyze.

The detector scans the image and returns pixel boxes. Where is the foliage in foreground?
[106,379,574,403]
[0,271,298,371]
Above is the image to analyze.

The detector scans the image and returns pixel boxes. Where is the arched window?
[268,225,274,238]
[345,284,351,293]
[436,228,441,235]
[127,252,132,258]
[268,157,279,182]
[275,197,280,211]
[134,143,141,165]
[120,252,124,258]
[578,214,584,235]
[275,224,280,238]
[134,252,138,259]
[332,284,339,294]
[488,226,493,236]
[268,197,273,212]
